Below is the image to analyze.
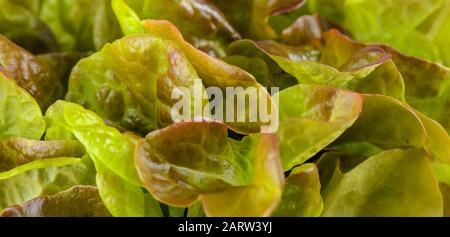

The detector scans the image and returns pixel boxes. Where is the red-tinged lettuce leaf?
[335,94,427,150]
[0,36,64,109]
[45,101,142,187]
[228,39,353,87]
[0,70,45,140]
[0,0,58,54]
[319,30,449,162]
[212,0,305,40]
[0,157,94,210]
[345,60,406,103]
[318,149,443,217]
[382,46,450,132]
[320,30,450,132]
[142,20,276,134]
[66,35,200,135]
[280,14,348,46]
[272,163,323,217]
[1,185,111,217]
[0,138,85,172]
[130,0,241,57]
[135,121,254,207]
[317,30,406,101]
[274,84,363,170]
[200,133,284,217]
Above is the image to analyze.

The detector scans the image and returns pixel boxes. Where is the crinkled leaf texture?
[39,0,122,52]
[135,121,254,207]
[0,36,64,109]
[66,34,200,135]
[274,84,363,170]
[1,185,111,217]
[0,70,45,140]
[44,101,163,217]
[319,149,443,217]
[0,157,93,210]
[45,101,142,186]
[320,30,450,132]
[0,138,85,172]
[132,0,241,57]
[142,20,276,134]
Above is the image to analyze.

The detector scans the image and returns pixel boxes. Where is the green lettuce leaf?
[384,46,450,132]
[200,133,284,217]
[227,39,353,87]
[273,163,323,217]
[274,84,362,170]
[39,0,122,52]
[66,35,200,135]
[111,0,145,35]
[335,94,427,149]
[1,185,111,217]
[0,156,93,210]
[91,155,146,217]
[309,0,450,66]
[319,149,443,217]
[0,70,45,140]
[142,20,276,134]
[45,100,142,186]
[187,202,206,217]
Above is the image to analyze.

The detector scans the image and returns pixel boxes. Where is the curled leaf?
[142,20,276,134]
[45,101,142,186]
[0,35,63,109]
[0,157,93,210]
[335,94,427,149]
[274,84,363,170]
[0,70,45,140]
[273,163,323,217]
[200,133,284,217]
[1,185,111,217]
[135,121,253,207]
[66,35,200,135]
[0,138,85,172]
